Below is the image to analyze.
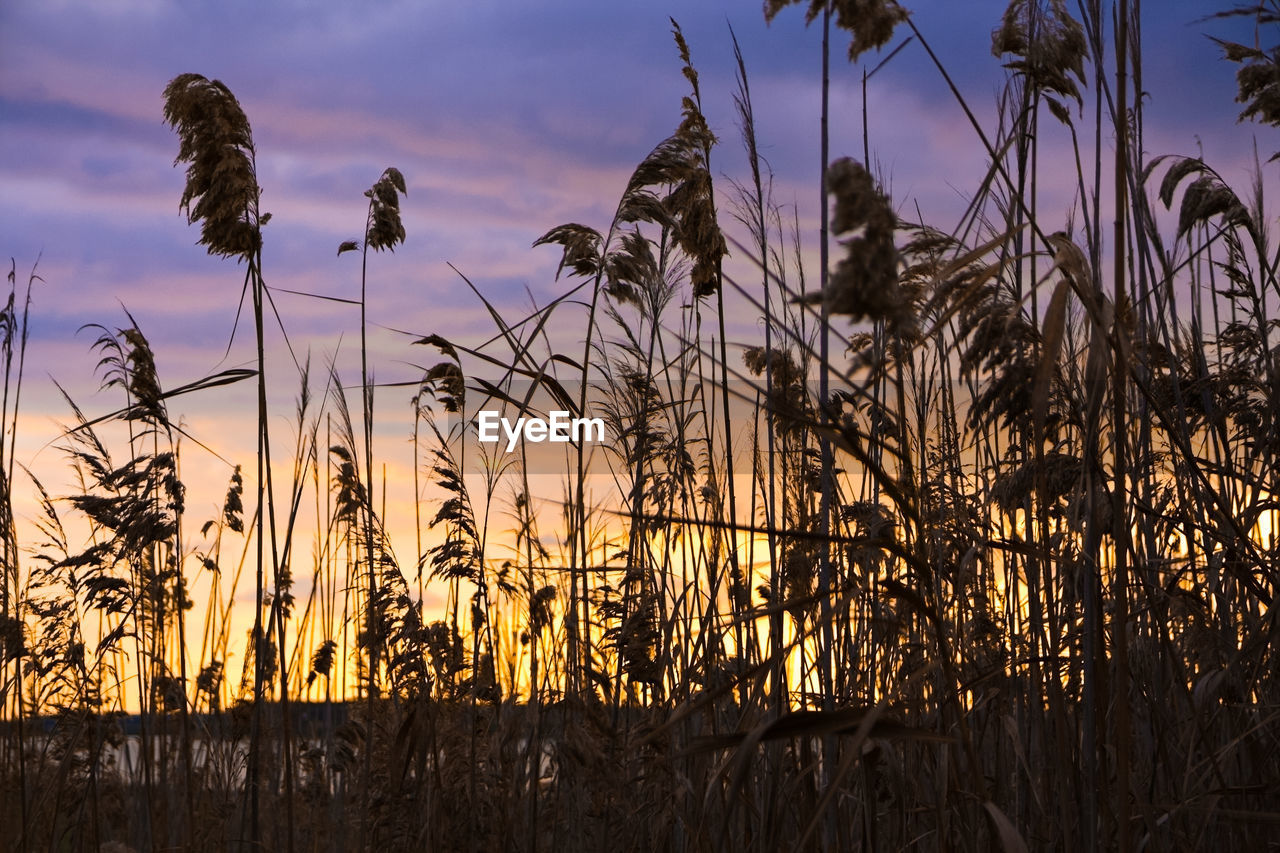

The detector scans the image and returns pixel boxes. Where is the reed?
[3,2,1279,851]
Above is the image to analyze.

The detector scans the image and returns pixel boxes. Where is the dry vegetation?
[3,1,1280,850]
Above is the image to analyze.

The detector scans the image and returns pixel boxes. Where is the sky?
[0,0,1269,614]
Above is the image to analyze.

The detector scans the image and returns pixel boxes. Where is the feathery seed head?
[824,158,908,329]
[992,0,1087,112]
[365,167,408,252]
[162,73,262,259]
[765,0,908,62]
[533,223,603,279]
[1211,35,1280,137]
[223,465,244,534]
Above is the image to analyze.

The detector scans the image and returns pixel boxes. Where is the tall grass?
[4,1,1280,851]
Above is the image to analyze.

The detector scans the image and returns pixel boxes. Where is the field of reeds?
[3,1,1280,850]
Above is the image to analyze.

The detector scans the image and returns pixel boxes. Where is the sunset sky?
[0,0,1267,581]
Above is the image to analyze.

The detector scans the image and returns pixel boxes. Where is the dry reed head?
[765,0,909,62]
[84,322,167,428]
[533,223,604,279]
[618,127,725,297]
[603,230,660,306]
[533,23,725,299]
[992,0,1087,117]
[1153,156,1250,237]
[744,345,810,433]
[822,158,908,328]
[118,327,163,425]
[669,20,726,297]
[220,465,244,535]
[1211,26,1280,136]
[364,167,408,251]
[162,73,262,259]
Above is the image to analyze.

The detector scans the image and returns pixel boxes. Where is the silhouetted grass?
[4,2,1280,851]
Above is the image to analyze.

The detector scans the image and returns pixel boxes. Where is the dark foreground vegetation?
[4,1,1280,850]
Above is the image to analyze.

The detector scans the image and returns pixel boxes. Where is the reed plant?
[3,2,1279,851]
